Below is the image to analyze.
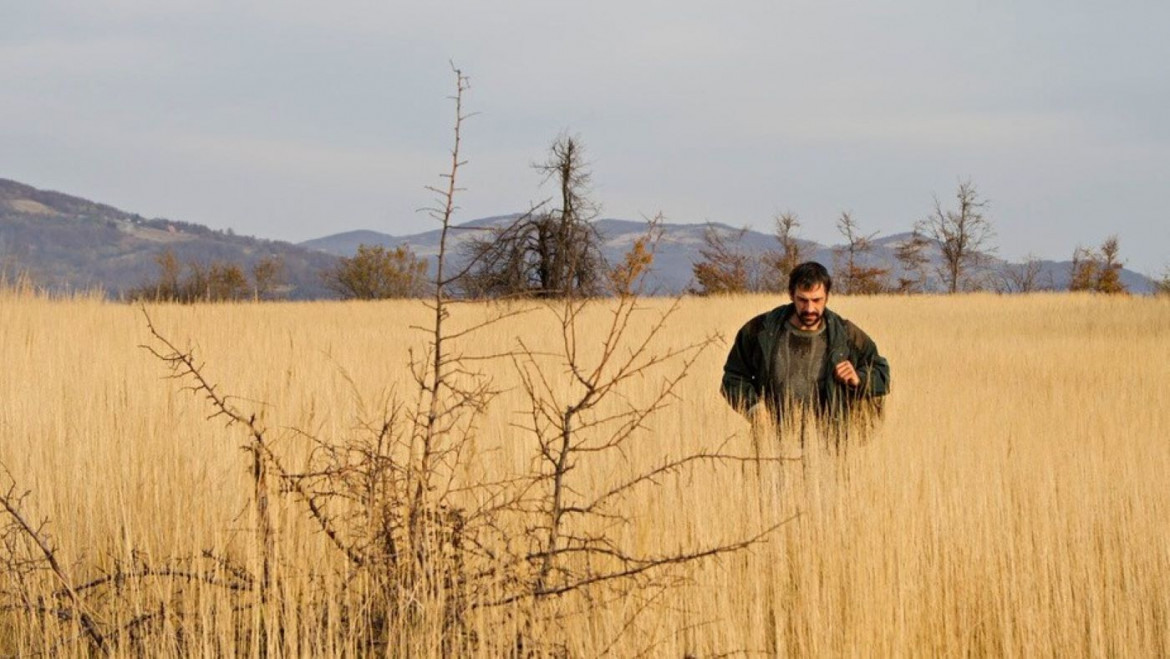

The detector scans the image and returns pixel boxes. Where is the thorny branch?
[487,514,799,607]
[0,465,109,654]
[140,309,364,569]
[509,219,794,604]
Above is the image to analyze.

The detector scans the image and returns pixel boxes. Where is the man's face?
[790,283,828,329]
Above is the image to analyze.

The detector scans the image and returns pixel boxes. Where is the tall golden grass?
[1,291,1167,655]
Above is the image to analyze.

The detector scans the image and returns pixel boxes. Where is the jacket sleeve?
[847,323,890,397]
[721,316,764,413]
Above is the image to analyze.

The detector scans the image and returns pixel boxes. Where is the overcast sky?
[3,1,1168,273]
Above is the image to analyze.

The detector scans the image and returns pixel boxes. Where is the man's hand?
[833,360,861,388]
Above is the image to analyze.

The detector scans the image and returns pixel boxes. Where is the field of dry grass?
[1,288,1168,656]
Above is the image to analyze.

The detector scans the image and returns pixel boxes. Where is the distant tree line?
[125,163,1158,302]
[128,249,285,302]
[688,179,1138,296]
[323,170,1150,299]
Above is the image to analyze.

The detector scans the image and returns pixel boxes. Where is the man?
[721,262,890,425]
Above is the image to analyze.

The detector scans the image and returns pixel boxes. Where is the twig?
[485,515,798,607]
[0,466,108,654]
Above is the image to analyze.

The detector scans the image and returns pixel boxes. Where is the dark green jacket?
[720,304,890,418]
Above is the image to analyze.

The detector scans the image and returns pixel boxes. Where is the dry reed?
[0,291,1167,655]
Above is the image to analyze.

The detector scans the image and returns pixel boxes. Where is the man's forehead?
[794,283,827,298]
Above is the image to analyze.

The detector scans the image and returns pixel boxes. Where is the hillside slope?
[0,179,338,298]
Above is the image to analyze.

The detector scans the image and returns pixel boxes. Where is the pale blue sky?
[3,1,1168,273]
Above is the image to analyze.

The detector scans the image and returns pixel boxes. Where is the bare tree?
[153,249,182,299]
[759,211,803,292]
[188,261,250,301]
[1156,265,1170,297]
[999,255,1048,293]
[1069,245,1100,292]
[132,65,491,654]
[460,135,604,298]
[918,180,995,293]
[538,135,601,293]
[251,255,285,300]
[691,224,752,295]
[509,222,793,608]
[893,230,931,293]
[833,211,889,294]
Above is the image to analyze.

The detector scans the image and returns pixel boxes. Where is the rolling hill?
[0,179,338,299]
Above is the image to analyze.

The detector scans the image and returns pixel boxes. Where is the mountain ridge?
[0,178,1156,297]
[301,218,1157,295]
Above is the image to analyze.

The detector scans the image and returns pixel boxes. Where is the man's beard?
[799,312,820,327]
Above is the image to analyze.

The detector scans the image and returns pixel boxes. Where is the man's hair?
[788,261,832,296]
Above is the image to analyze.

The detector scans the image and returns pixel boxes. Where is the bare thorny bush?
[0,67,792,656]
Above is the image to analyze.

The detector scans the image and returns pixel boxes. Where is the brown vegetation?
[759,212,805,292]
[892,230,932,293]
[321,243,428,299]
[691,214,808,296]
[1070,235,1128,294]
[691,224,755,294]
[998,254,1049,293]
[833,212,889,295]
[2,290,1168,655]
[127,249,286,303]
[1156,266,1170,296]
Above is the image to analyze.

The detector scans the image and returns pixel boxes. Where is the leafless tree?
[509,223,794,610]
[691,224,752,294]
[997,254,1050,293]
[251,255,284,300]
[833,211,889,294]
[460,135,604,298]
[918,180,995,293]
[1155,265,1170,297]
[893,229,931,293]
[136,64,494,653]
[759,211,803,292]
